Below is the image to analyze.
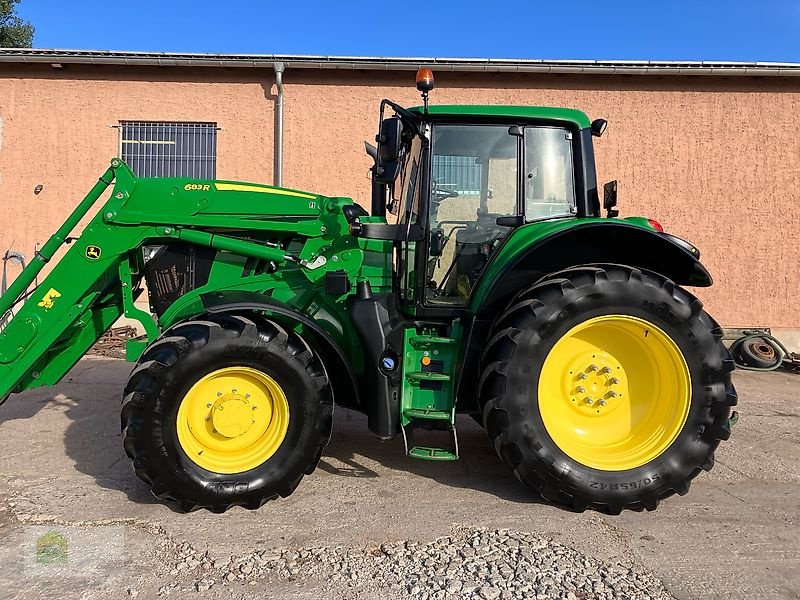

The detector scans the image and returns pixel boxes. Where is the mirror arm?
[370,166,387,217]
[380,99,421,136]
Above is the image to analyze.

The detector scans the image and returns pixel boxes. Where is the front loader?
[0,70,736,514]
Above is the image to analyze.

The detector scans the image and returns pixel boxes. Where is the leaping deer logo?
[85,245,102,260]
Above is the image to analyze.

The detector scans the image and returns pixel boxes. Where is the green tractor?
[0,70,736,514]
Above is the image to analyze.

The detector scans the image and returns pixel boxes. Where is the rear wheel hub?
[538,315,691,471]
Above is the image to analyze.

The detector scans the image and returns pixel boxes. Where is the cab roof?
[408,105,591,129]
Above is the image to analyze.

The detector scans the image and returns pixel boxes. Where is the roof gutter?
[2,49,800,77]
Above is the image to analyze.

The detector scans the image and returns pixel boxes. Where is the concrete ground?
[0,360,797,599]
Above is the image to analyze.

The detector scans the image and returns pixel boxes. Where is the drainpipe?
[273,62,285,187]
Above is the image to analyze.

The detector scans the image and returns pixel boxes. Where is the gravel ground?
[0,365,798,600]
[154,527,672,599]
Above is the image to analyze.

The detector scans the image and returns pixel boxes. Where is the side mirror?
[429,228,446,257]
[374,117,403,185]
[377,117,403,162]
[603,180,619,218]
[375,161,400,185]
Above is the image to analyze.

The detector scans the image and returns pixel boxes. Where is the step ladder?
[399,326,461,461]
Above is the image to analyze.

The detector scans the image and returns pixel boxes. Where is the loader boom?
[0,160,164,401]
[0,158,377,404]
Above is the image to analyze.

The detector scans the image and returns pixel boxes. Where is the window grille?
[120,122,217,179]
[432,155,482,195]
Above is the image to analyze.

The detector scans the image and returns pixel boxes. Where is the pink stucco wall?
[0,64,797,329]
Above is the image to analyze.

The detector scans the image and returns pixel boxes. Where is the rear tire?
[121,313,332,512]
[479,265,737,513]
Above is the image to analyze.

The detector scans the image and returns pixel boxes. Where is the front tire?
[479,265,737,514]
[121,313,332,512]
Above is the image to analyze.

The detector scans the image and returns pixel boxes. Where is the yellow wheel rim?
[176,366,289,474]
[538,315,691,471]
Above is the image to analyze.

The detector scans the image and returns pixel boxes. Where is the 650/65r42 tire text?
[479,265,737,514]
[121,313,333,513]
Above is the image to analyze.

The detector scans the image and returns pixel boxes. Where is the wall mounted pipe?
[273,61,285,188]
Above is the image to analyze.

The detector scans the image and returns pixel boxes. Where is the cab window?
[524,127,576,220]
[425,124,518,305]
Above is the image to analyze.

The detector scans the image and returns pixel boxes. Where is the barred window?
[120,122,217,178]
[432,155,482,195]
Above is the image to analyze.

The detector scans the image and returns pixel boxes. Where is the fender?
[199,290,360,410]
[470,219,712,319]
[455,219,713,413]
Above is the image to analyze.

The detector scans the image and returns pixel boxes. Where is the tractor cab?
[345,70,614,460]
[424,120,577,304]
[365,68,603,313]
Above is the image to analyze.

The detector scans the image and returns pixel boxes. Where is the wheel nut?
[610,377,620,385]
[578,373,588,380]
[576,386,586,393]
[598,399,607,406]
[601,366,612,374]
[587,364,599,372]
[206,403,212,408]
[232,388,237,394]
[606,391,619,399]
[584,397,593,404]
[217,391,223,397]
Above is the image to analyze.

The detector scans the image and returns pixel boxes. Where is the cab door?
[389,133,426,310]
[423,124,521,306]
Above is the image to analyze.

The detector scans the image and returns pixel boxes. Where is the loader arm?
[0,159,350,404]
[0,160,160,401]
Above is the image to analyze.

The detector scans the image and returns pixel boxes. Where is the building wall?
[0,64,798,329]
[0,65,276,257]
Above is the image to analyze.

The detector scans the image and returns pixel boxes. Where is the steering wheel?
[431,179,459,201]
[434,187,459,201]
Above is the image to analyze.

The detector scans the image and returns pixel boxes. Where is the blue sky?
[16,0,800,62]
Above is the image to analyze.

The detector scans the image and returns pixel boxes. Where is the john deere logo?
[85,245,102,260]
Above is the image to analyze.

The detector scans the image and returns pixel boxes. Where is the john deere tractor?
[0,70,736,514]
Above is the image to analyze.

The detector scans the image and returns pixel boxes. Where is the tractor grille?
[143,243,214,317]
